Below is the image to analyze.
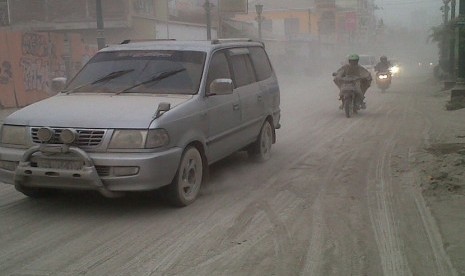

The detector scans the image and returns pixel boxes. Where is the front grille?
[31,128,106,147]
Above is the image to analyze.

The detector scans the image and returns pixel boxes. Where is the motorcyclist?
[374,55,392,72]
[334,54,372,109]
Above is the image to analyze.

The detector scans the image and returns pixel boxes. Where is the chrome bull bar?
[14,145,120,198]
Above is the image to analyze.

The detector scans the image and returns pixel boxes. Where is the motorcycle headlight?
[390,66,400,74]
[0,125,28,146]
[108,129,169,149]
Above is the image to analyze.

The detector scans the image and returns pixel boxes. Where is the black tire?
[248,120,274,162]
[344,96,353,118]
[166,146,203,207]
[15,185,56,198]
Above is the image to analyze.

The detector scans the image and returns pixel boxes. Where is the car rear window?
[249,47,272,81]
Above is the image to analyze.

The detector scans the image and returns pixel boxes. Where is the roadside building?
[0,0,213,108]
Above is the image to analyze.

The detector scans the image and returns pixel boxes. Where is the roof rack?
[120,39,176,44]
[211,38,254,44]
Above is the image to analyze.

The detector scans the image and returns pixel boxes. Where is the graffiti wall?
[0,31,97,108]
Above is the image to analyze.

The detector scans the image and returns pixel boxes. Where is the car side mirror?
[51,77,67,95]
[155,102,171,118]
[209,79,233,96]
[332,72,337,77]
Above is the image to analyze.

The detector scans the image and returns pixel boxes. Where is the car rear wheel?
[166,146,203,207]
[248,120,273,162]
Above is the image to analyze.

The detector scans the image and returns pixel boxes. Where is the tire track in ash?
[366,135,412,276]
[364,85,456,276]
[293,102,391,275]
[300,148,362,276]
[398,84,458,275]
[158,114,369,275]
[401,81,457,275]
[301,96,412,275]
[362,96,414,275]
[288,95,400,273]
[407,151,458,276]
[156,196,295,275]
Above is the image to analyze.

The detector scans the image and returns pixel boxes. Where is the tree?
[428,21,456,78]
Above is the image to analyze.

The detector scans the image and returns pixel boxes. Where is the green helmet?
[348,54,359,61]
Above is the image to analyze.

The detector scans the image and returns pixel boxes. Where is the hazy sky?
[375,0,443,30]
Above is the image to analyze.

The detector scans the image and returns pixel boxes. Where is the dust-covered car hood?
[4,94,193,129]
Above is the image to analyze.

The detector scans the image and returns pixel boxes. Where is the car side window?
[249,47,272,81]
[229,53,256,88]
[206,51,232,94]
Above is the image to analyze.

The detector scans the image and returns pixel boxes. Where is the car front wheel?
[166,146,203,207]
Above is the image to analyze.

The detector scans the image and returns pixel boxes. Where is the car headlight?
[1,125,28,146]
[108,129,169,149]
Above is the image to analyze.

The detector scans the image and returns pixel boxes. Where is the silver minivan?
[0,39,281,206]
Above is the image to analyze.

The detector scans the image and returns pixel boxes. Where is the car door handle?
[233,103,240,110]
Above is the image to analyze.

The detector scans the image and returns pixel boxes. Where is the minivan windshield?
[66,50,206,95]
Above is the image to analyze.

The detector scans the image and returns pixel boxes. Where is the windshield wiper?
[115,68,186,95]
[63,69,135,94]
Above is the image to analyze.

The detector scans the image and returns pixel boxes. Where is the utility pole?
[96,0,106,50]
[203,0,212,40]
[449,0,456,78]
[165,0,170,39]
[450,0,465,102]
[255,4,264,41]
[441,0,451,77]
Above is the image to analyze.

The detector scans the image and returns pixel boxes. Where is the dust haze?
[243,0,441,79]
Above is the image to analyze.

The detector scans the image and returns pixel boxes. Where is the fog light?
[60,129,78,144]
[0,160,18,171]
[113,166,139,177]
[37,127,54,143]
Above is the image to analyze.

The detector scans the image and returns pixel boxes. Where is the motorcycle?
[375,70,391,92]
[333,73,364,118]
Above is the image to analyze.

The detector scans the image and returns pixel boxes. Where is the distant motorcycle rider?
[334,54,372,109]
[374,55,392,72]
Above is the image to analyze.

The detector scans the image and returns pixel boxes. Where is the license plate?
[37,159,83,170]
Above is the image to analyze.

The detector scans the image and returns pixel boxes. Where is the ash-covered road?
[0,72,458,275]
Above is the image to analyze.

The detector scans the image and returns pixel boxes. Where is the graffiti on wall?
[20,33,51,92]
[20,57,50,92]
[0,31,95,107]
[0,61,13,85]
[20,33,67,92]
[22,33,49,57]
